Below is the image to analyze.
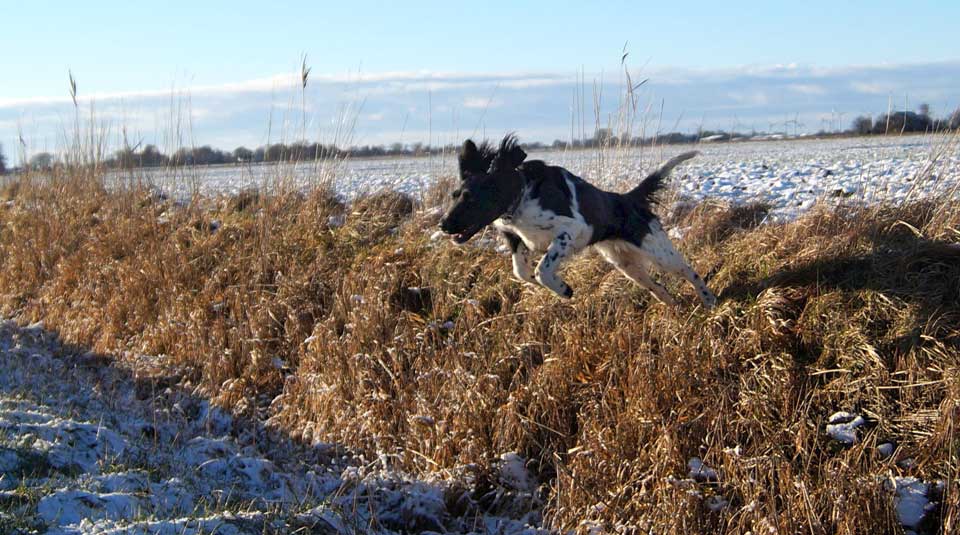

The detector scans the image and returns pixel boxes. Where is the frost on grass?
[0,321,552,534]
[664,458,729,514]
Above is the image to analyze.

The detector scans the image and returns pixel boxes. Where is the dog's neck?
[500,169,528,220]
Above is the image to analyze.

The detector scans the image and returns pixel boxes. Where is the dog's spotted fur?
[439,135,716,307]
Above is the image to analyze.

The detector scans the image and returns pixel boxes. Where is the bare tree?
[0,143,6,174]
[918,102,930,117]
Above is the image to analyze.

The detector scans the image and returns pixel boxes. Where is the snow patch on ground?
[877,441,896,458]
[687,457,719,483]
[826,411,865,444]
[885,476,942,534]
[0,320,551,534]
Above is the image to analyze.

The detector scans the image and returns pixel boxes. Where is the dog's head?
[439,135,527,244]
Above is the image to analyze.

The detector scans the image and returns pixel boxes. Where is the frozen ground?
[0,321,547,534]
[122,134,960,220]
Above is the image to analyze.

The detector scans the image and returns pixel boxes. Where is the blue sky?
[2,0,958,159]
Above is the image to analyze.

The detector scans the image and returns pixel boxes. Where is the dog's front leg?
[501,231,538,285]
[535,231,575,298]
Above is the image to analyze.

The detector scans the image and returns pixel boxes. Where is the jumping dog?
[439,135,716,308]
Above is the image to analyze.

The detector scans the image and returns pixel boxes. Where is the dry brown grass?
[1,166,959,534]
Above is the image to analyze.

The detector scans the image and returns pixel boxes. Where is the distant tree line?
[849,103,960,135]
[545,128,736,150]
[105,140,472,170]
[9,104,960,172]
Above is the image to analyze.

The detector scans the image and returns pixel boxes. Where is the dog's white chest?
[494,197,589,252]
[495,210,557,250]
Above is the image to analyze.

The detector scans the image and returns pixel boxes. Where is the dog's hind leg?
[501,231,538,285]
[596,241,677,306]
[535,231,575,298]
[636,222,717,308]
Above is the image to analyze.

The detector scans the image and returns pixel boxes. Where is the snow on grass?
[37,490,140,527]
[687,457,719,483]
[705,495,729,512]
[885,476,942,534]
[825,411,865,445]
[498,452,534,493]
[0,320,552,534]
[877,441,896,458]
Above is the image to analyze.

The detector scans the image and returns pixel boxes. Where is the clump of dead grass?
[1,166,959,534]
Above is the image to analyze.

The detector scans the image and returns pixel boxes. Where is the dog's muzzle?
[439,219,481,244]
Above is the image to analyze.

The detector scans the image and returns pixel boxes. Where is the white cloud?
[851,81,892,95]
[0,74,300,109]
[788,84,827,95]
[726,90,770,106]
[0,71,574,110]
[462,97,501,109]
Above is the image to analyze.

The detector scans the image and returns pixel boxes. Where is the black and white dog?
[439,135,716,308]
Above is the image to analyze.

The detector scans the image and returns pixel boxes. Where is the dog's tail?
[627,151,699,204]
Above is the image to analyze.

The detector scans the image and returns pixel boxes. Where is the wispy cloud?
[726,90,770,106]
[0,71,573,110]
[2,61,958,157]
[0,74,300,109]
[850,81,892,95]
[788,84,827,95]
[462,97,501,109]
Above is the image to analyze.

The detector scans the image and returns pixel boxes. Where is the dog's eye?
[451,190,461,199]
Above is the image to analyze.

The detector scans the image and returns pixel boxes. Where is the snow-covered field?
[127,134,959,220]
[0,322,547,534]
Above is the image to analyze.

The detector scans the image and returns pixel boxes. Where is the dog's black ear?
[458,139,484,180]
[490,134,527,172]
[507,145,527,168]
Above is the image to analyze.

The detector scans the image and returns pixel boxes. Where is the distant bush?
[871,111,933,135]
[950,108,960,130]
[28,152,55,171]
[851,115,873,135]
[232,147,253,162]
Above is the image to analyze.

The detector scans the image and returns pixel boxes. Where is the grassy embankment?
[1,138,959,533]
